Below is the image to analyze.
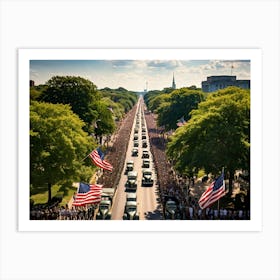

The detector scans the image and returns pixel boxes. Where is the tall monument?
[172,73,176,89]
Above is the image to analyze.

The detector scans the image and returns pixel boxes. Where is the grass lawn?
[30,172,97,207]
[30,183,78,207]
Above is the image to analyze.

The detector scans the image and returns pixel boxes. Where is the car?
[142,169,154,186]
[123,201,139,220]
[142,150,149,158]
[133,140,139,147]
[125,160,134,174]
[142,159,150,168]
[126,192,137,202]
[142,128,146,133]
[142,140,148,148]
[125,171,138,191]
[131,148,138,157]
[133,134,138,140]
[142,134,147,140]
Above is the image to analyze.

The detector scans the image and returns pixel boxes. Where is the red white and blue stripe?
[198,172,226,209]
[89,148,113,172]
[72,183,103,207]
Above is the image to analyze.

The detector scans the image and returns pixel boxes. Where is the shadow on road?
[144,207,163,220]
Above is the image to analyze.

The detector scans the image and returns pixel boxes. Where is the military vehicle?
[126,192,137,202]
[163,196,181,220]
[142,169,154,186]
[142,150,149,158]
[125,160,134,174]
[133,134,139,140]
[142,159,150,168]
[123,201,139,220]
[133,140,139,147]
[131,148,138,157]
[142,140,148,148]
[142,134,147,140]
[125,171,138,191]
[96,188,115,220]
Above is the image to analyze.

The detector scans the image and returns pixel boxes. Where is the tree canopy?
[167,87,250,194]
[144,87,205,131]
[39,76,100,133]
[30,101,94,202]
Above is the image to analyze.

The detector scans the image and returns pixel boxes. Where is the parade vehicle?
[134,134,139,140]
[142,140,148,148]
[133,140,139,147]
[142,128,146,133]
[126,192,137,202]
[96,188,114,220]
[125,160,134,174]
[123,201,139,220]
[134,127,139,134]
[131,148,138,157]
[142,134,147,140]
[142,150,149,158]
[163,196,181,220]
[142,169,154,186]
[142,159,150,168]
[125,171,138,191]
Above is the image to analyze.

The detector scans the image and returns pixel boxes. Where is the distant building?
[201,75,250,92]
[172,73,176,89]
[30,80,35,87]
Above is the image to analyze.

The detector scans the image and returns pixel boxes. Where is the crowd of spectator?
[30,205,98,220]
[97,105,137,188]
[144,107,250,220]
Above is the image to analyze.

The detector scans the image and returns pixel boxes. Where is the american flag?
[72,183,103,207]
[89,148,113,172]
[198,172,226,209]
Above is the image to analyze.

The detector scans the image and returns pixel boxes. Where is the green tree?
[149,93,171,112]
[167,87,250,195]
[157,88,205,131]
[92,100,116,144]
[39,76,100,133]
[30,101,94,202]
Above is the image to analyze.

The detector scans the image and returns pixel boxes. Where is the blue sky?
[30,60,250,91]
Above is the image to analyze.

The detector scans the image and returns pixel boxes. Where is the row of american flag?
[74,145,225,209]
[71,148,113,207]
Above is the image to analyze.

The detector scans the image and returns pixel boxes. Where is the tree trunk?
[48,183,52,203]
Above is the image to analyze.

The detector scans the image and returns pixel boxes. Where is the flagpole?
[217,167,225,214]
[81,151,93,162]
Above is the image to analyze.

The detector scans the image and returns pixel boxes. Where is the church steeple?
[172,72,176,89]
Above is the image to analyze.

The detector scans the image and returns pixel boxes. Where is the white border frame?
[18,48,262,232]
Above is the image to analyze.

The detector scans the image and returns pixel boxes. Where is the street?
[110,96,162,220]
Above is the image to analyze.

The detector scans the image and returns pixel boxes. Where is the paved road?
[111,96,162,220]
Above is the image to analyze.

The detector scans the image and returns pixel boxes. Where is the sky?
[30,60,250,92]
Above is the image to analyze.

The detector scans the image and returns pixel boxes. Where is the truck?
[123,201,139,220]
[96,188,115,220]
[163,195,181,220]
[142,169,154,186]
[125,171,138,191]
[125,160,134,174]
